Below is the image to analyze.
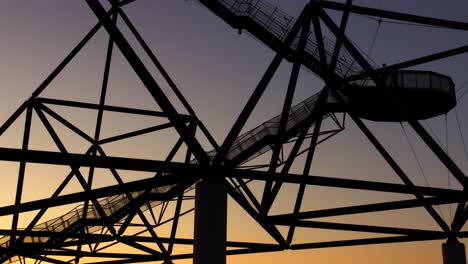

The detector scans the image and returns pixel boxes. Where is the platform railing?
[0,186,173,250]
[226,92,322,162]
[215,0,364,76]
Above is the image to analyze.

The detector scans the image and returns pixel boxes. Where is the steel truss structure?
[0,0,467,263]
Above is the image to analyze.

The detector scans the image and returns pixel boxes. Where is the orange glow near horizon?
[0,0,467,263]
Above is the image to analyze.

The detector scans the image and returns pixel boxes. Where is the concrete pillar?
[193,177,227,264]
[443,239,467,264]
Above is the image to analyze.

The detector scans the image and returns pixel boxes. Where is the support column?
[194,177,227,264]
[443,239,467,264]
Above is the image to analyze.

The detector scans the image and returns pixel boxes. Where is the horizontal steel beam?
[270,196,460,221]
[275,219,444,236]
[290,234,444,250]
[0,148,464,214]
[0,175,187,216]
[0,231,446,261]
[345,44,468,82]
[36,97,192,119]
[317,1,468,31]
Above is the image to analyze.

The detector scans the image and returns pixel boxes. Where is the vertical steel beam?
[443,239,467,264]
[193,177,227,264]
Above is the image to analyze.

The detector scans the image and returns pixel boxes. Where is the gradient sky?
[0,0,468,263]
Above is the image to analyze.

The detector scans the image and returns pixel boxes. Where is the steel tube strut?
[287,89,328,244]
[351,115,450,232]
[86,0,209,165]
[10,105,32,248]
[214,4,310,165]
[0,9,111,136]
[409,120,468,234]
[317,0,468,31]
[409,121,468,189]
[0,157,463,218]
[345,44,468,82]
[262,6,312,211]
[329,0,352,72]
[271,196,462,221]
[319,4,455,235]
[117,9,220,152]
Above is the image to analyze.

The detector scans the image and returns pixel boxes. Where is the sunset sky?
[0,0,468,263]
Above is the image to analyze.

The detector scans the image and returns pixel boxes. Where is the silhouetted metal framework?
[0,0,467,263]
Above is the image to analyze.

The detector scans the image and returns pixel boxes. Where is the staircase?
[0,0,352,259]
[197,0,365,77]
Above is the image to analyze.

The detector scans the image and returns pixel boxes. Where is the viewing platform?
[343,70,456,121]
